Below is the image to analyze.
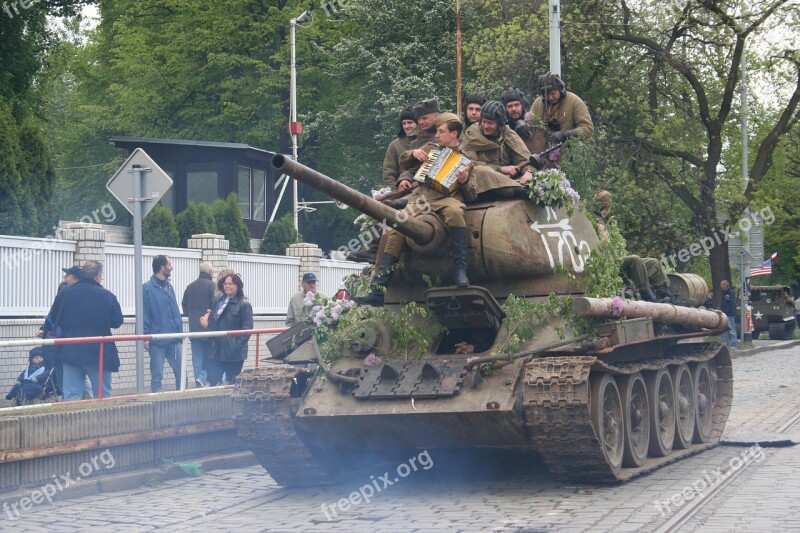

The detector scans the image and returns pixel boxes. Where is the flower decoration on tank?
[303,292,356,327]
[524,168,580,213]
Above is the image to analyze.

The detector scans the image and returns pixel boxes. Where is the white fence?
[1,235,365,317]
[228,252,301,314]
[0,236,76,315]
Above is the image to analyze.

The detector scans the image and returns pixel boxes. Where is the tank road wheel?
[590,373,625,472]
[646,369,675,457]
[617,372,650,468]
[692,361,715,443]
[671,364,696,450]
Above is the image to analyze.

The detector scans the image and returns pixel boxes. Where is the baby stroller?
[6,347,58,406]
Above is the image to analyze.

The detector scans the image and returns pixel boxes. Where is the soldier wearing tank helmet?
[460,100,537,198]
[382,107,417,188]
[530,72,594,145]
[463,92,486,128]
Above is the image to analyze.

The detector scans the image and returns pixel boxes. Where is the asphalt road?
[4,344,800,532]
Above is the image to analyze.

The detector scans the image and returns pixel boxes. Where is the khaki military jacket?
[399,126,437,169]
[382,136,412,188]
[530,91,594,139]
[459,124,534,194]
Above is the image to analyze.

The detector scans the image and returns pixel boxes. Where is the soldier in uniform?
[594,190,676,302]
[530,72,594,146]
[382,107,417,188]
[354,113,477,306]
[460,100,538,199]
[501,87,534,152]
[463,92,486,128]
[398,99,441,192]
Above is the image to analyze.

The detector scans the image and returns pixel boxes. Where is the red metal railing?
[1,328,288,401]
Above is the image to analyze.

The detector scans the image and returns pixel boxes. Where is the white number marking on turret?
[536,224,592,273]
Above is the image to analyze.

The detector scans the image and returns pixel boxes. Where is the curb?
[730,339,800,358]
[0,451,257,513]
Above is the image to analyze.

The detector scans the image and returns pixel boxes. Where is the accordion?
[412,146,472,195]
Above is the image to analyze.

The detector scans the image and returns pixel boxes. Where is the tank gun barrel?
[272,155,435,245]
[573,297,728,330]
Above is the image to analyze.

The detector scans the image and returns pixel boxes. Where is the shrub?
[260,213,301,255]
[211,194,252,252]
[175,202,216,247]
[142,205,180,247]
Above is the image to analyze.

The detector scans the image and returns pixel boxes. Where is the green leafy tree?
[211,194,252,253]
[142,205,180,247]
[260,214,301,255]
[175,202,217,248]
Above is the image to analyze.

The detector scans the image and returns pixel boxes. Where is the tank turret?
[272,154,599,301]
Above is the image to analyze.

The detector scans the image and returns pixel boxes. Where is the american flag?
[750,259,772,277]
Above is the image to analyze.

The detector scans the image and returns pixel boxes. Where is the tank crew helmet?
[480,100,507,126]
[501,87,529,110]
[413,98,441,119]
[537,72,566,98]
[465,92,487,107]
[398,106,417,137]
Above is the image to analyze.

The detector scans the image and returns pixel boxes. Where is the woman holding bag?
[199,273,253,386]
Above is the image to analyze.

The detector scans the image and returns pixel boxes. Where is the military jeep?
[750,285,797,340]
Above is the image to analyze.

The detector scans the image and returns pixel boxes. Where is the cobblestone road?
[4,346,800,532]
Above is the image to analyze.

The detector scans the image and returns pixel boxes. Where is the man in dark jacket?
[182,261,215,387]
[143,255,183,392]
[720,280,738,348]
[46,261,123,400]
[382,107,417,188]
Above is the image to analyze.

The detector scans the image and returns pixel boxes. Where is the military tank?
[232,155,732,485]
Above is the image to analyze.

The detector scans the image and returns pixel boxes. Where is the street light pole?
[289,10,310,233]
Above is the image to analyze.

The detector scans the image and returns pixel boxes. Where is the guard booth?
[112,136,282,239]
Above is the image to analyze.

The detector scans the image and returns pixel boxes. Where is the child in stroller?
[6,347,57,405]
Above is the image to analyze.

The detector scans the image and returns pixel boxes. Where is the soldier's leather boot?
[352,254,398,307]
[450,227,470,288]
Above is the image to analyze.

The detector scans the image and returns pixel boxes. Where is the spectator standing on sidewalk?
[182,261,215,387]
[200,273,253,386]
[720,279,738,349]
[143,255,183,392]
[286,272,323,326]
[46,261,123,400]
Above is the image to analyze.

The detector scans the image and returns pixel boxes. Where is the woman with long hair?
[199,273,253,385]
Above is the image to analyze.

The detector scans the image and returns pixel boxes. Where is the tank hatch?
[426,286,506,355]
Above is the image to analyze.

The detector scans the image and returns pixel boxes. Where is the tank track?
[523,342,732,483]
[232,366,340,487]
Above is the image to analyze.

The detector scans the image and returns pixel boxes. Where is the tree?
[260,214,301,255]
[211,194,252,253]
[142,205,180,247]
[175,202,217,248]
[580,0,800,293]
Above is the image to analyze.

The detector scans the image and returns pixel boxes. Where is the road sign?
[106,148,173,218]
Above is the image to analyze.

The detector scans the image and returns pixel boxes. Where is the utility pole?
[548,0,561,77]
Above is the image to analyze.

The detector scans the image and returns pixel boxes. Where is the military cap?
[501,87,529,109]
[465,92,486,106]
[433,112,461,128]
[413,99,441,119]
[399,107,416,123]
